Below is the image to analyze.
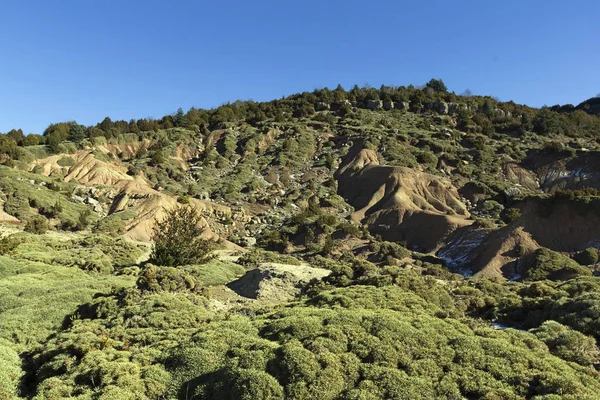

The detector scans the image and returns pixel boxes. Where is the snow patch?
[437,229,489,274]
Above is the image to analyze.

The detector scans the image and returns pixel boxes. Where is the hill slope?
[2,83,600,399]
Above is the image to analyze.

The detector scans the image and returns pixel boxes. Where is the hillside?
[577,96,600,116]
[2,82,600,399]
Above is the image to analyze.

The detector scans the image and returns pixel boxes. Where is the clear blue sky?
[1,0,598,134]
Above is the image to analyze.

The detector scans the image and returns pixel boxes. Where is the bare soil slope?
[30,151,233,242]
[439,197,600,280]
[336,148,471,251]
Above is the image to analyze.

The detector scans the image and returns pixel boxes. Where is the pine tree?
[68,124,86,143]
[425,78,448,93]
[175,107,188,128]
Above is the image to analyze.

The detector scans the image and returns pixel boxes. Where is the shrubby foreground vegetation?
[1,81,600,398]
[3,213,600,399]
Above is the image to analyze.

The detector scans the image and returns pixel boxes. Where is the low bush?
[57,157,76,167]
[24,215,48,234]
[137,264,201,293]
[574,247,599,266]
[523,248,592,281]
[237,249,301,267]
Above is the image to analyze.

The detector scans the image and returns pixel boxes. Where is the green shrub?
[574,248,599,266]
[0,339,22,399]
[502,207,521,223]
[237,250,301,267]
[532,321,600,366]
[57,157,76,167]
[177,194,191,204]
[93,214,127,235]
[137,264,200,293]
[0,236,20,255]
[24,215,48,234]
[149,205,215,267]
[523,248,592,281]
[372,241,411,261]
[417,150,438,166]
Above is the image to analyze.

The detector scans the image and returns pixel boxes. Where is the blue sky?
[1,0,598,134]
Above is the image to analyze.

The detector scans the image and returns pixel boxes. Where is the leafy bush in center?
[149,205,215,267]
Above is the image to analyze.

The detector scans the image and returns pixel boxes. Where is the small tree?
[425,78,448,93]
[24,215,48,234]
[574,248,599,266]
[174,107,188,128]
[76,209,92,231]
[68,124,86,144]
[149,205,215,267]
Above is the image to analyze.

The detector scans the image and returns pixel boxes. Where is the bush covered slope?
[2,81,600,399]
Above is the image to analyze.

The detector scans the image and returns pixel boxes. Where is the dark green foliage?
[0,136,18,158]
[417,150,438,166]
[531,321,600,366]
[150,149,166,166]
[0,236,20,255]
[24,215,48,234]
[372,241,411,261]
[2,81,598,165]
[68,124,86,143]
[175,107,188,128]
[76,209,92,230]
[237,249,302,267]
[149,205,215,267]
[523,248,592,281]
[502,207,521,223]
[137,264,200,293]
[534,108,563,135]
[425,78,447,93]
[43,122,71,153]
[574,248,599,266]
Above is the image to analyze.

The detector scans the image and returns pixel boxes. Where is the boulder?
[332,99,351,110]
[383,100,394,111]
[227,263,330,301]
[448,102,460,115]
[315,102,330,111]
[71,195,85,203]
[85,197,99,206]
[395,101,410,111]
[433,101,449,115]
[365,100,383,110]
[242,236,257,247]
